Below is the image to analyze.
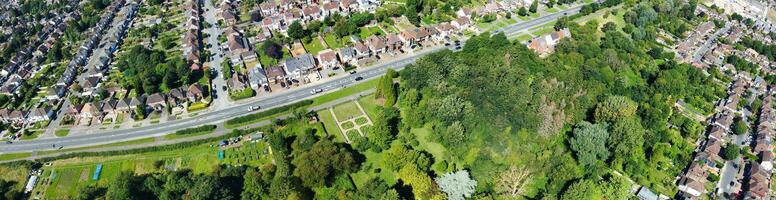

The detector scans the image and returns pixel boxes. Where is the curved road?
[0,5,584,154]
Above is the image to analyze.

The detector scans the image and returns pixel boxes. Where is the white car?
[310,88,323,94]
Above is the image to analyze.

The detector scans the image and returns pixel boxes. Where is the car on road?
[355,77,364,81]
[349,70,357,74]
[249,106,261,111]
[310,88,323,94]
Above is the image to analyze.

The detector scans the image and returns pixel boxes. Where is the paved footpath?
[3,89,376,163]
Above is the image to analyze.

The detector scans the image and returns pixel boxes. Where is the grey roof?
[282,53,316,74]
[249,67,268,86]
[340,47,355,58]
[636,187,659,200]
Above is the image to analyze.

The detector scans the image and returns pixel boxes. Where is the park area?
[30,138,273,198]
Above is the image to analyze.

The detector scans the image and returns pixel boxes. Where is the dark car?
[350,70,357,74]
[222,85,227,91]
[355,77,364,81]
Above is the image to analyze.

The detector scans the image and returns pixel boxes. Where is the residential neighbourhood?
[6,0,776,199]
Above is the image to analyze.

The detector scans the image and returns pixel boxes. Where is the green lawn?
[411,125,448,174]
[333,102,364,122]
[303,38,328,55]
[357,94,382,120]
[503,18,518,25]
[37,137,158,156]
[55,129,70,137]
[546,7,559,13]
[368,26,386,36]
[317,110,345,143]
[21,130,43,140]
[310,78,379,107]
[323,34,344,49]
[0,152,32,161]
[358,27,376,39]
[36,139,275,198]
[513,34,534,42]
[380,23,400,33]
[531,26,555,36]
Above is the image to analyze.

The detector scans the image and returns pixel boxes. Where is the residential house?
[0,109,11,123]
[46,85,65,100]
[677,162,708,197]
[339,47,356,63]
[168,87,188,106]
[9,110,27,124]
[266,65,286,84]
[281,54,316,80]
[81,76,102,96]
[365,35,387,55]
[451,16,472,31]
[27,107,53,122]
[527,28,572,55]
[115,99,131,113]
[317,49,340,69]
[146,93,167,111]
[385,34,403,53]
[302,5,322,22]
[354,43,370,58]
[187,83,205,102]
[227,73,249,91]
[248,67,269,90]
[80,103,100,119]
[100,99,117,121]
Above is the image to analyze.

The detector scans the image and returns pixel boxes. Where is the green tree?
[561,179,601,200]
[607,117,645,169]
[241,168,267,199]
[722,144,739,160]
[600,175,631,200]
[732,116,748,135]
[105,171,137,200]
[530,1,538,13]
[518,7,528,16]
[397,165,442,199]
[287,20,306,40]
[594,95,637,123]
[291,138,357,188]
[569,121,610,169]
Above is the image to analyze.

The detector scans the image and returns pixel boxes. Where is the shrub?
[174,125,217,135]
[341,121,355,129]
[230,88,255,100]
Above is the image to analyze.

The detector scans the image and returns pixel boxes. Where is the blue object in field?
[92,164,103,180]
[218,150,224,160]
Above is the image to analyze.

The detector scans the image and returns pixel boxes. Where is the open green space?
[0,152,33,161]
[303,37,328,55]
[323,34,344,49]
[317,110,345,143]
[55,129,70,137]
[310,78,379,107]
[333,102,364,121]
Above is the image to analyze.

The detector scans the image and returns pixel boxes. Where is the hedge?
[229,88,255,100]
[174,125,217,135]
[225,100,313,128]
[187,102,209,112]
[25,127,265,163]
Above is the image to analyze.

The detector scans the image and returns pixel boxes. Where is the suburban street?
[0,6,585,154]
[202,0,230,111]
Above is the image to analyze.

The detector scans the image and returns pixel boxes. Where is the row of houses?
[741,92,775,200]
[183,0,203,70]
[230,16,474,92]
[0,8,80,95]
[52,0,128,100]
[677,76,751,199]
[62,83,205,124]
[258,0,381,35]
[77,3,139,98]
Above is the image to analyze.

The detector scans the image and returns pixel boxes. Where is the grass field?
[21,130,42,140]
[310,78,379,107]
[411,125,448,174]
[317,110,345,143]
[303,38,328,55]
[34,138,274,198]
[323,34,344,49]
[513,34,534,42]
[0,152,32,161]
[37,137,158,156]
[358,26,387,39]
[546,7,559,13]
[357,94,382,120]
[333,102,364,121]
[55,129,70,137]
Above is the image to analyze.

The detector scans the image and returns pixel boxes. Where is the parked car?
[222,85,227,91]
[350,70,357,74]
[248,106,261,111]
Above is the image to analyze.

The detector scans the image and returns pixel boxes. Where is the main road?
[0,5,585,154]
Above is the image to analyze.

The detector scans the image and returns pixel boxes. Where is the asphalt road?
[0,5,584,154]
